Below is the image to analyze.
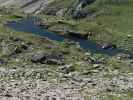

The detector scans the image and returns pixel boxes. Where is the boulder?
[50,51,64,60]
[31,51,64,64]
[31,51,48,63]
[66,29,88,39]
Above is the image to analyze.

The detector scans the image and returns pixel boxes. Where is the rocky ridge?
[0,0,54,14]
[0,0,96,17]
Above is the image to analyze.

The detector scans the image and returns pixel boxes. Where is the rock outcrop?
[0,0,54,14]
[0,0,96,17]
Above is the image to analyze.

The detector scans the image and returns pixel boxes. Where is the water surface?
[6,18,126,56]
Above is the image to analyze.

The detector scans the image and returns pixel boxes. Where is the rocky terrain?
[0,0,128,17]
[0,0,133,100]
[0,0,101,17]
[0,32,132,100]
[0,0,54,14]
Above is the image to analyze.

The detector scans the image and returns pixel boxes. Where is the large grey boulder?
[31,51,47,63]
[31,51,64,65]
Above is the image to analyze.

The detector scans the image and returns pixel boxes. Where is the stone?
[56,8,67,17]
[72,10,88,19]
[37,21,50,29]
[31,51,47,63]
[31,51,64,64]
[0,59,7,65]
[50,51,64,60]
[79,0,96,7]
[93,64,101,68]
[100,43,117,49]
[72,0,96,19]
[9,36,23,42]
[14,46,23,54]
[85,52,91,56]
[20,42,29,50]
[47,59,64,65]
[58,64,75,74]
[1,41,15,56]
[66,29,88,39]
[4,93,13,97]
[127,34,132,38]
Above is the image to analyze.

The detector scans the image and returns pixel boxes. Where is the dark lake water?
[6,18,128,56]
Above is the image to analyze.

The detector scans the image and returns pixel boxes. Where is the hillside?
[0,0,133,100]
[41,0,133,52]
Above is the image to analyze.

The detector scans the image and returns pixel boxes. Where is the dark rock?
[66,29,88,39]
[0,59,7,65]
[52,97,56,100]
[31,51,47,63]
[20,43,29,50]
[12,43,29,55]
[79,0,96,7]
[4,93,13,97]
[56,8,68,17]
[72,10,88,19]
[14,47,22,54]
[36,21,50,29]
[9,36,23,42]
[72,0,96,19]
[51,51,64,60]
[31,51,64,65]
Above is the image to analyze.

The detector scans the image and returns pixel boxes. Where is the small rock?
[20,42,29,50]
[127,34,132,38]
[14,46,22,54]
[90,70,99,73]
[0,59,7,65]
[56,8,67,17]
[47,59,64,65]
[100,43,117,49]
[58,64,75,74]
[93,64,101,68]
[4,93,13,97]
[85,52,91,56]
